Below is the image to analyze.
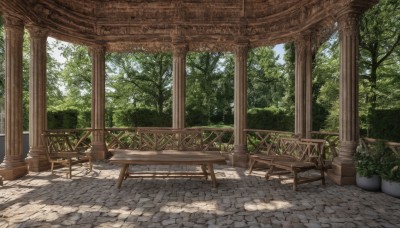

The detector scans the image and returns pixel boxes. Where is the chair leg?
[201,165,208,180]
[265,165,274,180]
[248,158,257,174]
[68,161,72,179]
[51,162,54,174]
[89,159,93,172]
[293,171,298,191]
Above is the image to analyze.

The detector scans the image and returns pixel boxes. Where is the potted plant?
[380,142,400,198]
[354,138,383,191]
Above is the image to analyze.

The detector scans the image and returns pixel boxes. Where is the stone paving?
[0,162,399,228]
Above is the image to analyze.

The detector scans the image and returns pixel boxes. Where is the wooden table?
[109,150,226,188]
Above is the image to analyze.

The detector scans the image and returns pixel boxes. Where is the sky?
[273,44,285,64]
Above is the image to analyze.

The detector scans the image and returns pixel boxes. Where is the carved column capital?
[294,30,312,46]
[337,11,360,36]
[234,42,249,57]
[173,43,188,58]
[3,15,24,35]
[90,44,106,56]
[27,25,48,39]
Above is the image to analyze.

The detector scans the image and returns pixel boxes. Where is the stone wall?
[0,132,29,163]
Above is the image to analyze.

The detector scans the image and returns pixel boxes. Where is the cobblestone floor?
[0,162,399,228]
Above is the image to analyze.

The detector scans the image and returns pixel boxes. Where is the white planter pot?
[381,179,400,198]
[356,174,381,191]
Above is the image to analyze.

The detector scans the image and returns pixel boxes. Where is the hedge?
[47,109,79,129]
[370,109,400,142]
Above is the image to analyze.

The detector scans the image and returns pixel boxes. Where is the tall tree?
[247,46,286,109]
[186,52,231,125]
[57,44,92,111]
[359,0,400,129]
[109,52,172,114]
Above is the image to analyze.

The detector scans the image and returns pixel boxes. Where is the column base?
[0,163,28,180]
[229,145,249,168]
[91,143,110,160]
[26,156,51,172]
[326,158,356,185]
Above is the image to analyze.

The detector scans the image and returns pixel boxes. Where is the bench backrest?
[270,137,325,166]
[42,132,75,160]
[137,128,203,151]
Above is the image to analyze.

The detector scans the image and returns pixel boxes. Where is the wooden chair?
[42,132,92,178]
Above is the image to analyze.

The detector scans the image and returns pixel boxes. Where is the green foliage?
[355,140,385,177]
[359,0,400,132]
[108,52,172,114]
[113,107,171,127]
[77,110,91,129]
[380,143,400,181]
[186,106,209,127]
[47,109,79,129]
[370,109,400,141]
[247,107,294,131]
[381,154,400,182]
[186,52,233,124]
[248,47,286,108]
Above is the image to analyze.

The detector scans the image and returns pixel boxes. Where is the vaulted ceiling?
[0,0,377,52]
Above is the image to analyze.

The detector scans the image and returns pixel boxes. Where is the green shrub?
[247,107,294,131]
[47,109,79,129]
[370,109,400,142]
[113,107,171,127]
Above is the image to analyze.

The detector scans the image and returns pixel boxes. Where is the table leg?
[117,164,129,188]
[201,165,208,180]
[207,164,217,187]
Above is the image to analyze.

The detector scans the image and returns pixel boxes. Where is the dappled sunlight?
[244,200,292,211]
[160,200,219,214]
[1,162,400,227]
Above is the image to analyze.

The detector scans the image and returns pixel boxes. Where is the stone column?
[0,16,28,180]
[172,43,187,129]
[294,32,313,138]
[328,11,360,185]
[26,25,50,172]
[90,45,108,160]
[231,43,249,167]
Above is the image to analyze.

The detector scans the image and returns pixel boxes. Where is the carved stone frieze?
[107,42,173,53]
[189,42,234,53]
[0,0,379,52]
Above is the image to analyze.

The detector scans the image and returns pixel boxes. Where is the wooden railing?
[194,128,234,153]
[360,137,400,155]
[104,128,139,149]
[310,131,339,160]
[41,128,345,160]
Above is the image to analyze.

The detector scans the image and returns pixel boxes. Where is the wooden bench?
[109,129,226,188]
[42,131,93,179]
[248,137,326,191]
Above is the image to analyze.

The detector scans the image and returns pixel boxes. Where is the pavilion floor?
[0,162,399,227]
